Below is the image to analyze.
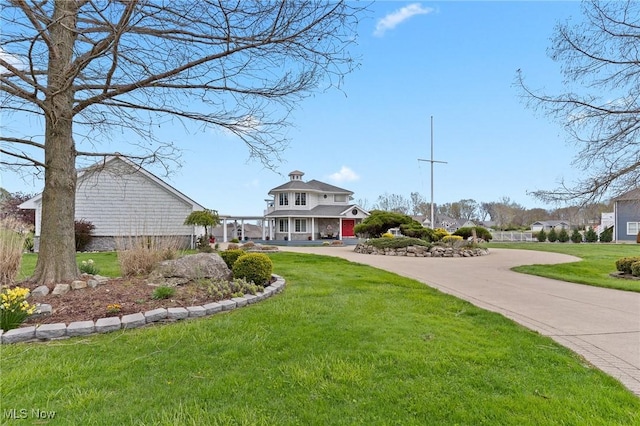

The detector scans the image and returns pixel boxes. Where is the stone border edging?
[0,275,285,345]
[354,243,489,257]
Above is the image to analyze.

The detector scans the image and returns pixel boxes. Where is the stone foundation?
[354,243,488,258]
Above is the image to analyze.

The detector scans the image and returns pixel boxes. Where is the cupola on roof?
[288,170,304,181]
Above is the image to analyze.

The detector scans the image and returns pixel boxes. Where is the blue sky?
[2,1,587,216]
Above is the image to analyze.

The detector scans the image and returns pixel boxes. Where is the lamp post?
[418,116,447,229]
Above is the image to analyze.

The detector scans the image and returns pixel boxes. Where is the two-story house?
[613,188,640,242]
[264,170,369,242]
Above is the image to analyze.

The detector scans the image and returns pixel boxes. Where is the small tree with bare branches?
[517,0,640,204]
[0,0,363,284]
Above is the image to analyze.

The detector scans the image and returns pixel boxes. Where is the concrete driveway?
[279,245,640,397]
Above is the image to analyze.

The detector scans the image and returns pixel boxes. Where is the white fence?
[489,231,535,242]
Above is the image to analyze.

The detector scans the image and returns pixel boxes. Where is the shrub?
[241,241,256,249]
[75,219,95,251]
[442,235,463,244]
[23,232,34,252]
[631,261,640,277]
[557,228,570,243]
[584,228,598,243]
[547,228,558,243]
[536,229,547,242]
[152,285,176,300]
[399,221,434,240]
[432,228,449,242]
[381,232,394,238]
[453,226,493,241]
[599,227,613,243]
[230,238,240,243]
[196,235,213,253]
[615,257,640,274]
[0,286,36,331]
[201,277,261,300]
[232,253,273,286]
[570,229,582,243]
[365,237,430,249]
[0,221,24,285]
[220,249,245,269]
[354,210,414,238]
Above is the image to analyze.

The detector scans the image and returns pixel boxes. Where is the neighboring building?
[530,220,571,233]
[211,221,263,242]
[613,188,640,242]
[20,156,205,251]
[263,170,369,241]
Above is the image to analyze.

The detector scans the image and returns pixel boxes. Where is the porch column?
[287,217,292,241]
[262,218,266,240]
[339,218,342,240]
[223,218,228,242]
[311,217,315,241]
[241,219,245,240]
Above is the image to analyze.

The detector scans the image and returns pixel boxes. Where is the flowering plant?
[79,259,99,275]
[1,286,36,331]
[106,303,122,315]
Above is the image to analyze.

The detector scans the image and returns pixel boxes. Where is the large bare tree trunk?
[30,0,79,285]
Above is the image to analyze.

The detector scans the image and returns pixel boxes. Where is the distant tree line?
[359,192,613,231]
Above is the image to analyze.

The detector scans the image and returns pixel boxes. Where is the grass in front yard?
[489,242,640,292]
[2,252,638,425]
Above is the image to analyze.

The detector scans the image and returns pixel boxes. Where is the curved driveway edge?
[281,246,640,397]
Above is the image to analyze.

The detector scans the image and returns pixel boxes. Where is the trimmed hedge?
[220,249,245,269]
[453,226,493,241]
[232,253,273,286]
[615,257,640,275]
[366,237,430,249]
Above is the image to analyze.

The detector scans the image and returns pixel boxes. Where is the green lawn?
[488,242,640,292]
[2,252,638,425]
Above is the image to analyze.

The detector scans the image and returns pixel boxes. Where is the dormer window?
[279,193,288,206]
[295,192,307,206]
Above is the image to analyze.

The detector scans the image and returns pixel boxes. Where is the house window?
[279,219,288,232]
[334,194,347,202]
[627,222,639,235]
[295,192,307,206]
[294,219,307,233]
[279,193,288,206]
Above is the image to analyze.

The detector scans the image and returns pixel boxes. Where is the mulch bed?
[22,277,222,325]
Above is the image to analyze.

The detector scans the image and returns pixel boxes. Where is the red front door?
[342,219,355,237]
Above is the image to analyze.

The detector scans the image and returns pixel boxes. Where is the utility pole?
[418,116,447,229]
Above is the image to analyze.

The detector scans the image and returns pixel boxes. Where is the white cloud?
[374,3,434,37]
[328,166,360,183]
[0,48,25,74]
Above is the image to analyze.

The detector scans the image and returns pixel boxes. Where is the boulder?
[148,253,232,285]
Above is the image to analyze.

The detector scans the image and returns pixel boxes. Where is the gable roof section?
[19,155,205,210]
[265,204,366,218]
[613,187,640,201]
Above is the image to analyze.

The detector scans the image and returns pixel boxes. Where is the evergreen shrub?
[453,226,493,241]
[547,228,558,243]
[585,228,598,243]
[220,249,245,269]
[557,228,570,243]
[536,229,547,242]
[599,227,613,243]
[570,229,582,243]
[232,253,273,286]
[615,257,640,274]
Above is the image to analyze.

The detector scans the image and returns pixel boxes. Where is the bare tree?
[373,193,410,215]
[0,1,363,284]
[518,0,640,204]
[409,192,429,216]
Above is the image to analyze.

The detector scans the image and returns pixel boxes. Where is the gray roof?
[265,204,358,218]
[613,188,640,201]
[268,179,352,195]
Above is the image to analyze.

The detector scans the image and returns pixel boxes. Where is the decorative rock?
[219,300,237,311]
[52,284,70,296]
[121,313,146,329]
[148,253,232,285]
[202,302,223,315]
[2,326,36,344]
[36,323,67,340]
[95,317,121,333]
[67,321,95,337]
[71,280,87,290]
[354,243,488,258]
[167,307,188,320]
[30,285,50,298]
[32,303,52,317]
[187,306,206,318]
[93,275,110,285]
[232,296,248,307]
[87,279,99,288]
[144,308,167,323]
